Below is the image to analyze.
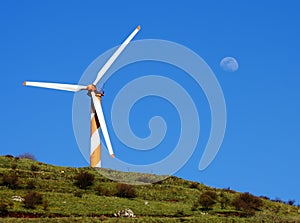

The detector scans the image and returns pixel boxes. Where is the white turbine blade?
[23,81,86,92]
[93,25,141,86]
[91,92,115,158]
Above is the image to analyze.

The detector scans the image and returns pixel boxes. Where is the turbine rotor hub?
[86,84,104,96]
[86,84,97,92]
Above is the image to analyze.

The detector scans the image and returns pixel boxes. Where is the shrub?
[5,154,14,158]
[116,183,136,198]
[96,185,117,196]
[259,196,270,200]
[24,192,43,209]
[26,180,37,190]
[8,202,14,209]
[2,173,19,189]
[11,163,17,170]
[95,185,104,196]
[74,171,95,189]
[220,192,230,209]
[96,185,115,196]
[232,192,263,214]
[189,182,199,189]
[191,202,199,211]
[0,203,8,217]
[17,153,36,160]
[30,164,39,172]
[287,199,295,206]
[74,191,83,198]
[198,191,217,210]
[272,197,284,203]
[203,191,217,199]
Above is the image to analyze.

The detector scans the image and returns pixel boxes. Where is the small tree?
[74,171,95,189]
[24,192,43,209]
[198,191,217,210]
[116,183,136,198]
[2,173,19,189]
[232,192,263,214]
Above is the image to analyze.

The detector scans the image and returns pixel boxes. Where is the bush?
[220,192,230,209]
[95,185,104,196]
[5,154,14,158]
[203,191,217,199]
[0,203,8,217]
[26,180,37,190]
[30,164,39,172]
[259,196,270,200]
[116,183,136,198]
[17,153,36,160]
[24,192,43,209]
[232,192,263,214]
[95,185,115,196]
[11,163,17,170]
[74,191,83,198]
[2,173,19,189]
[189,182,199,189]
[191,202,198,211]
[74,171,95,189]
[198,191,217,210]
[287,199,295,206]
[272,197,284,203]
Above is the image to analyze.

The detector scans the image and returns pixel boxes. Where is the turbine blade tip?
[137,25,141,30]
[23,81,26,86]
[110,154,115,158]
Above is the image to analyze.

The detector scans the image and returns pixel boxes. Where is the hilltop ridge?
[0,155,299,222]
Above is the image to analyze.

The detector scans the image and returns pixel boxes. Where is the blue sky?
[1,0,300,202]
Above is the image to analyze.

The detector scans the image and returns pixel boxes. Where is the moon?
[220,57,239,72]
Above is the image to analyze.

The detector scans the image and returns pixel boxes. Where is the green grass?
[0,155,299,222]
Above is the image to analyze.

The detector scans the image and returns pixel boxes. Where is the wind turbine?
[23,25,141,167]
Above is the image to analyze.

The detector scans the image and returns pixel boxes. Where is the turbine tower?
[23,25,141,167]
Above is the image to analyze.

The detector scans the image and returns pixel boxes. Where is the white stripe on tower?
[90,95,101,167]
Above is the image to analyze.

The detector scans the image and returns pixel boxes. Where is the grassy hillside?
[0,155,299,222]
